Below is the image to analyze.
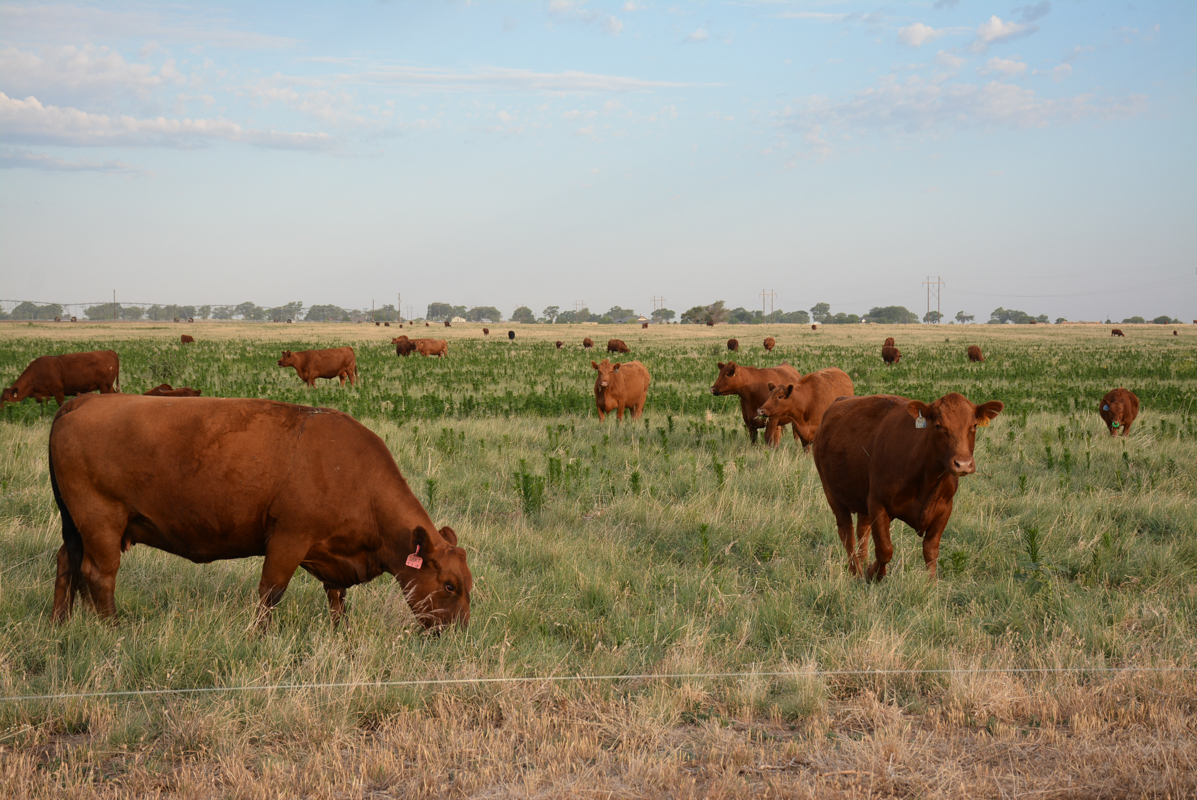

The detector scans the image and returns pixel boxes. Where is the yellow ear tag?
[977,417,990,427]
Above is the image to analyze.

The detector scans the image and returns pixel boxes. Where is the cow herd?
[0,330,1148,632]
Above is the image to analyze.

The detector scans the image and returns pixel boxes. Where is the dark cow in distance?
[1111,329,1124,337]
[2,351,120,408]
[967,345,984,362]
[278,348,358,387]
[444,320,452,328]
[706,321,715,327]
[607,339,630,354]
[425,322,431,327]
[642,322,649,329]
[884,337,895,347]
[392,336,418,357]
[592,360,650,422]
[727,339,739,352]
[508,330,515,341]
[181,335,195,344]
[811,324,818,331]
[711,361,803,445]
[882,345,901,365]
[813,392,1003,580]
[763,337,775,352]
[583,338,594,349]
[48,394,471,629]
[482,329,489,336]
[757,368,854,449]
[1099,388,1139,436]
[143,384,201,397]
[555,341,564,349]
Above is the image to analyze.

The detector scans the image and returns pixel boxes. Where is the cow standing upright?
[2,351,120,408]
[882,346,901,365]
[967,345,984,362]
[508,330,515,341]
[813,393,1003,580]
[727,339,739,352]
[592,360,650,421]
[763,337,775,352]
[711,361,803,445]
[757,368,854,449]
[277,348,358,387]
[1099,388,1139,436]
[483,329,489,336]
[883,337,895,347]
[583,338,594,349]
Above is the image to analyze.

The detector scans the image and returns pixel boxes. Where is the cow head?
[0,384,23,407]
[711,362,744,395]
[401,525,472,631]
[1100,391,1133,434]
[757,382,794,417]
[391,336,410,344]
[592,359,620,389]
[905,393,1003,476]
[277,351,296,368]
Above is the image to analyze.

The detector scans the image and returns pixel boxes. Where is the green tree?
[1056,317,1067,324]
[542,305,560,323]
[605,306,636,322]
[809,302,831,324]
[426,302,454,321]
[466,306,503,322]
[830,312,861,324]
[924,310,943,324]
[651,308,675,323]
[234,301,264,321]
[955,311,974,324]
[305,304,345,322]
[511,306,535,324]
[1122,316,1146,324]
[197,305,212,320]
[266,301,305,321]
[702,301,729,325]
[1152,315,1177,324]
[680,305,706,324]
[864,306,919,325]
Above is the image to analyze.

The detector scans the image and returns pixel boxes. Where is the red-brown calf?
[1099,388,1139,436]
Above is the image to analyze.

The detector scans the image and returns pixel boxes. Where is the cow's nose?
[757,408,767,416]
[710,388,718,395]
[953,457,976,474]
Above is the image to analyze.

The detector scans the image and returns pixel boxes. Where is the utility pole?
[397,293,401,323]
[760,289,777,317]
[406,304,413,322]
[922,276,945,323]
[112,290,116,323]
[650,295,665,312]
[574,300,586,315]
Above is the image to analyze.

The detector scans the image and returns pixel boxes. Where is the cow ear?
[766,382,775,391]
[717,362,725,370]
[906,400,930,420]
[438,525,458,547]
[613,363,621,371]
[975,401,1004,426]
[591,361,599,370]
[784,384,795,398]
[726,364,735,376]
[412,526,430,553]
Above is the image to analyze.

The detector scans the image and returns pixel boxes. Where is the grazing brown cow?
[173,317,180,323]
[508,330,515,341]
[392,336,418,356]
[555,341,564,349]
[813,392,1003,580]
[375,322,381,327]
[415,339,448,358]
[278,348,358,387]
[811,324,818,331]
[592,360,650,421]
[48,394,471,628]
[425,322,431,327]
[607,339,630,354]
[882,346,901,365]
[711,361,803,444]
[1099,388,1139,436]
[967,345,984,362]
[727,339,739,352]
[385,322,390,327]
[483,328,489,336]
[1175,331,1179,336]
[757,368,854,448]
[642,322,649,329]
[181,334,195,344]
[583,337,594,349]
[1111,329,1124,337]
[706,321,715,327]
[444,320,452,328]
[763,337,775,352]
[2,351,120,408]
[143,384,201,397]
[884,337,895,347]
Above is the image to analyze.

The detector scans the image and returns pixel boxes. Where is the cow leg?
[827,500,860,576]
[746,421,758,444]
[596,406,606,422]
[764,417,781,446]
[78,537,122,621]
[256,541,306,627]
[325,585,347,626]
[865,505,894,582]
[54,393,66,407]
[920,507,953,579]
[853,515,871,576]
[52,545,81,622]
[616,406,625,421]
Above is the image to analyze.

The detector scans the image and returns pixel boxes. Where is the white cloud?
[935,51,967,70]
[604,16,624,35]
[547,1,623,37]
[683,28,709,43]
[0,145,144,174]
[622,1,644,10]
[898,23,946,48]
[1052,64,1072,82]
[972,16,1036,52]
[981,57,1027,77]
[0,92,334,150]
[497,110,514,122]
[0,45,172,102]
[278,66,705,94]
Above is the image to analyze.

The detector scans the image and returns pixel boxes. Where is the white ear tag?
[915,412,927,429]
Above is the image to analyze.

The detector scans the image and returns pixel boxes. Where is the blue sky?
[2,1,1194,321]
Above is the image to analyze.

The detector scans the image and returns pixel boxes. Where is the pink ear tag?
[406,545,423,569]
[915,412,927,429]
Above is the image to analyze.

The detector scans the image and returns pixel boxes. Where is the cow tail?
[47,422,85,597]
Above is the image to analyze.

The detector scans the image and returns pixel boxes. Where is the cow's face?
[277,351,296,368]
[906,393,1003,476]
[1100,393,1131,431]
[0,386,20,405]
[402,526,472,631]
[757,382,793,417]
[711,362,744,395]
[592,360,619,389]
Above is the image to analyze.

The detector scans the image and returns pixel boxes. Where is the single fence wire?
[3,666,1193,704]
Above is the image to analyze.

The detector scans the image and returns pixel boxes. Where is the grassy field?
[1,320,1194,798]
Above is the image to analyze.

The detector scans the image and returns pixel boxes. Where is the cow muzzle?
[951,457,976,475]
[600,381,608,387]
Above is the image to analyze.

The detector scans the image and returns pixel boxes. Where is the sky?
[1,0,1194,322]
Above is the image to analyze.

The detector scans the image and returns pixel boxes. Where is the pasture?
[1,321,1195,798]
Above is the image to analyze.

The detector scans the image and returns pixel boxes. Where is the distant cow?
[385,322,390,327]
[187,318,194,323]
[392,336,417,357]
[415,339,448,358]
[48,393,471,628]
[508,330,515,341]
[763,337,775,352]
[592,360,650,422]
[583,338,594,349]
[444,320,451,328]
[1099,388,1139,437]
[757,368,854,449]
[642,322,649,329]
[727,339,739,352]
[711,361,803,445]
[555,341,564,349]
[143,384,201,397]
[181,335,195,344]
[884,337,895,347]
[278,348,358,387]
[2,351,120,408]
[811,324,818,331]
[607,339,630,354]
[1111,329,1124,337]
[706,321,715,327]
[375,322,381,327]
[967,345,984,362]
[483,328,489,336]
[813,392,1003,580]
[173,317,180,323]
[425,322,431,327]
[1174,331,1179,336]
[882,346,901,365]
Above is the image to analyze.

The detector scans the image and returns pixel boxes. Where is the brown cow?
[415,339,448,358]
[583,337,594,349]
[763,337,775,352]
[592,360,650,421]
[1111,329,1124,337]
[277,348,358,387]
[711,361,803,444]
[607,339,630,354]
[706,321,715,327]
[727,338,739,352]
[48,394,471,628]
[508,330,515,341]
[375,322,381,327]
[811,324,818,331]
[483,328,489,336]
[642,322,649,329]
[181,335,195,344]
[143,384,201,397]
[884,337,895,347]
[882,345,901,364]
[757,368,854,448]
[2,351,120,408]
[1099,388,1139,436]
[967,345,984,362]
[444,320,452,328]
[1174,330,1179,336]
[425,322,431,327]
[813,392,1003,580]
[555,341,564,349]
[394,338,417,356]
